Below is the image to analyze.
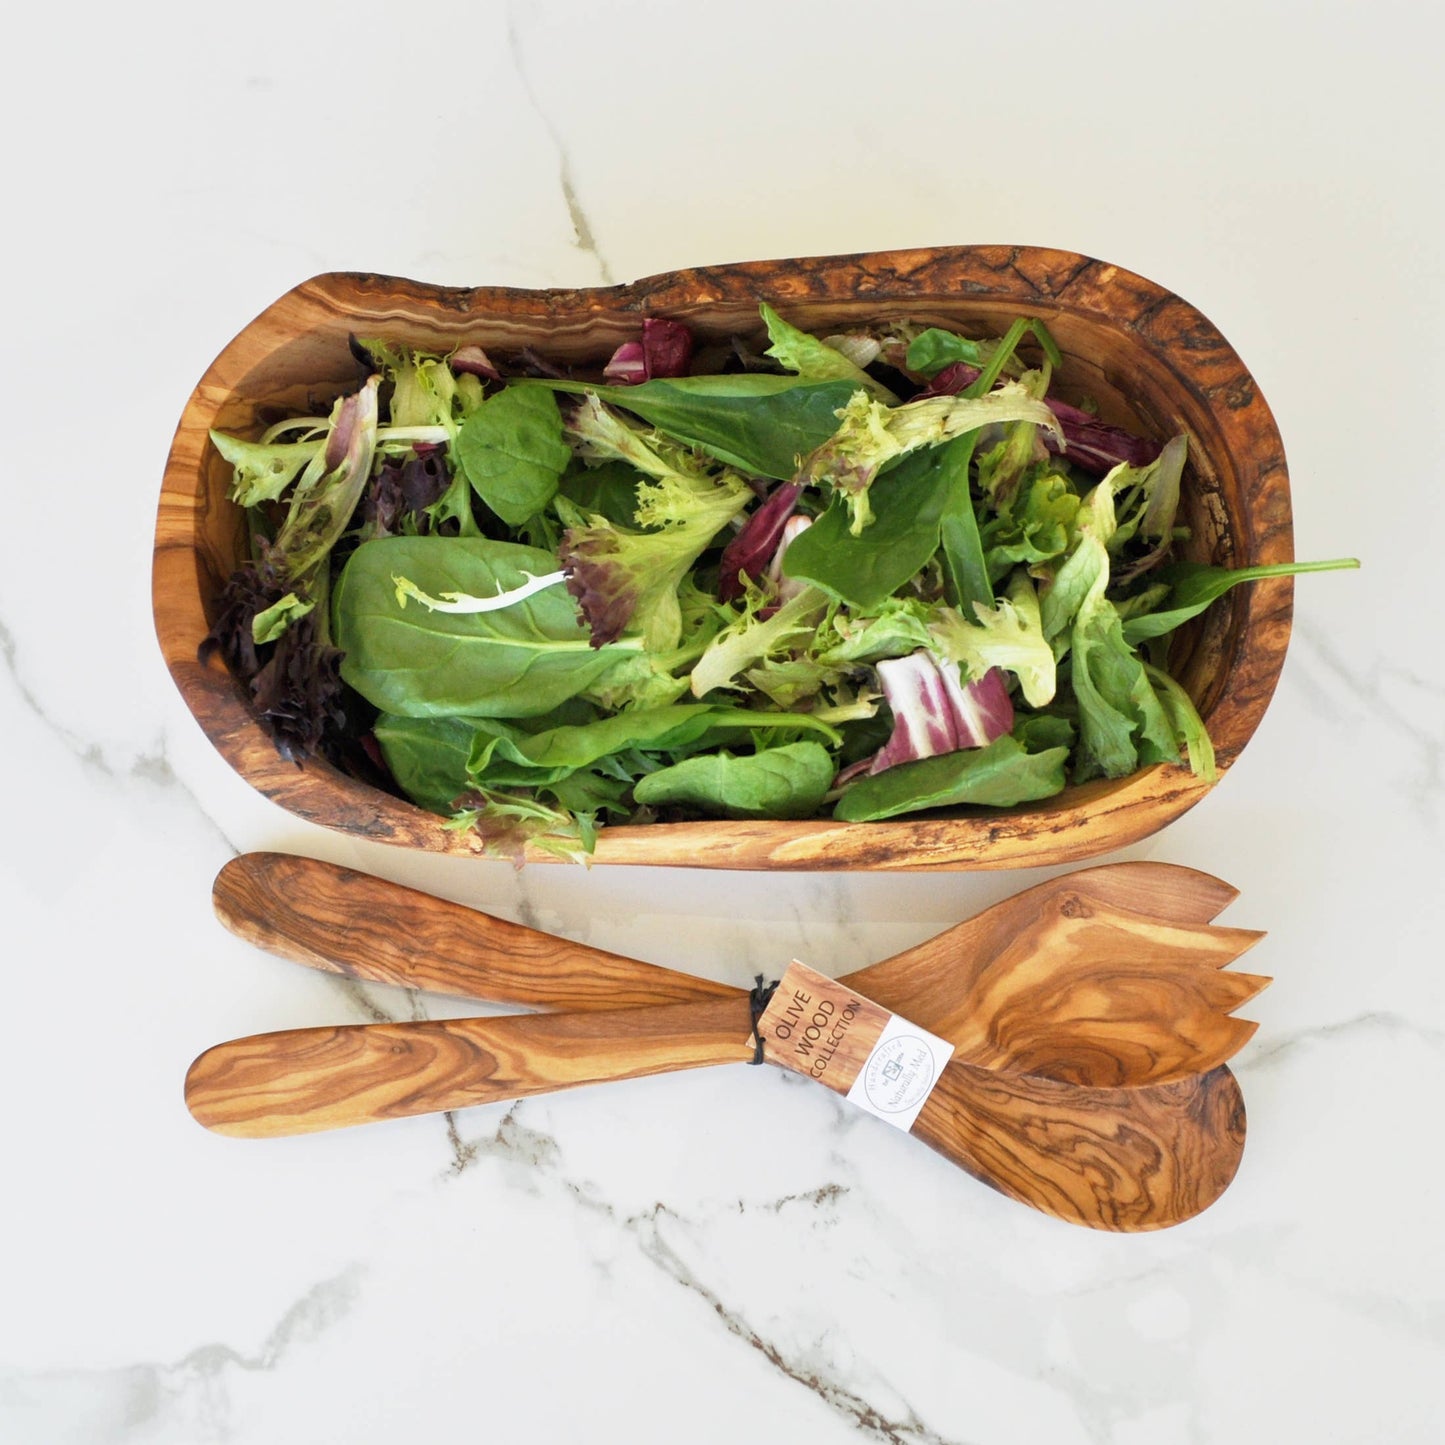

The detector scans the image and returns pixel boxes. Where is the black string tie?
[747,975,779,1064]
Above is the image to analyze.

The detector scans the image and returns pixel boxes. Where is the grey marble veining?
[0,1270,363,1445]
[505,0,616,287]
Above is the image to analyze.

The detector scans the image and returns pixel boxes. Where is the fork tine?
[1105,920,1267,970]
[1159,966,1272,1018]
[1211,970,1273,1012]
[1202,927,1268,965]
[1068,862,1242,924]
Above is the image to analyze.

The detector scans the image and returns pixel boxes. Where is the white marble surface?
[3,2,1442,1440]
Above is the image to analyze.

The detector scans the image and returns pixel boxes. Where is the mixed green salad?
[202,306,1355,861]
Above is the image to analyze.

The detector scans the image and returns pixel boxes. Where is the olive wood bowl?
[153,246,1293,870]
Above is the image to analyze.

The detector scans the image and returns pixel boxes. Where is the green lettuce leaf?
[1144,663,1216,782]
[800,384,1061,535]
[633,741,836,820]
[468,703,839,789]
[209,434,322,507]
[780,446,955,611]
[760,303,897,402]
[688,584,832,698]
[537,375,861,479]
[250,591,315,645]
[446,785,598,867]
[1121,557,1361,643]
[1040,475,1119,642]
[930,572,1056,706]
[833,734,1068,821]
[270,378,381,583]
[981,467,1081,582]
[1069,569,1179,780]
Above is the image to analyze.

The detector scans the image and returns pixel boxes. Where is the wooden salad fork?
[208,853,1269,1088]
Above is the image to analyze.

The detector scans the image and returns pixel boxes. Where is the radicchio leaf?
[1044,399,1161,476]
[866,653,1014,776]
[450,345,501,380]
[603,317,695,385]
[764,515,813,605]
[912,360,982,399]
[717,481,802,602]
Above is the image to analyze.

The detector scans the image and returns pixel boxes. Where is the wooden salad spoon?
[185,991,1248,1231]
[209,853,1270,1088]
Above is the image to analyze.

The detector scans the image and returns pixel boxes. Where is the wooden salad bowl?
[152,246,1294,870]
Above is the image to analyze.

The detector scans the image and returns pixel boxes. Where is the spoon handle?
[213,852,735,1011]
[185,996,754,1138]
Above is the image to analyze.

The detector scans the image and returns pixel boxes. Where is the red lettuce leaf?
[717,481,803,602]
[603,317,695,385]
[1043,399,1161,476]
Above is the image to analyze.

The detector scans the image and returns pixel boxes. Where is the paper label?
[755,960,954,1132]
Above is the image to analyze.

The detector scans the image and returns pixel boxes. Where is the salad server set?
[186,853,1268,1231]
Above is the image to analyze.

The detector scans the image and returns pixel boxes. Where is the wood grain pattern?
[211,850,737,1012]
[846,871,1269,1088]
[211,854,1268,1088]
[154,247,1295,870]
[909,1063,1246,1231]
[185,998,755,1138]
[183,995,1245,1230]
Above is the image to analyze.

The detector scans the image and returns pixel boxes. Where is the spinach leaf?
[455,386,571,527]
[780,448,953,610]
[1121,558,1360,643]
[333,536,635,718]
[937,433,990,616]
[905,328,983,376]
[472,703,841,787]
[556,458,644,528]
[833,735,1068,821]
[373,713,483,815]
[545,767,634,817]
[633,742,835,819]
[540,376,859,479]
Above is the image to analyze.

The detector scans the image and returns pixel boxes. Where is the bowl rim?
[152,243,1294,870]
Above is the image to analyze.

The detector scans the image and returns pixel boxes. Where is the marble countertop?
[4,3,1442,1441]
